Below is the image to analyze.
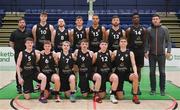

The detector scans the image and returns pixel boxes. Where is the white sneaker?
[110,95,118,104]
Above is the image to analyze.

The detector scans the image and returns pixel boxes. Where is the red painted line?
[14,94,30,110]
[166,94,177,110]
[93,99,97,110]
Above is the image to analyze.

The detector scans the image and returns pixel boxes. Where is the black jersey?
[73,27,86,50]
[108,28,123,51]
[36,23,51,51]
[38,52,56,75]
[128,25,145,50]
[54,28,69,52]
[96,51,112,73]
[89,26,103,52]
[114,50,132,72]
[58,52,74,74]
[20,50,36,75]
[76,50,92,73]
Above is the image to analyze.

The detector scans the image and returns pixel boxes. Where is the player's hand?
[144,52,149,59]
[18,76,24,86]
[165,52,172,60]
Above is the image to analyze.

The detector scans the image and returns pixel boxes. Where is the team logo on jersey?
[125,54,128,57]
[45,59,49,63]
[45,27,48,30]
[106,53,109,56]
[65,33,67,35]
[39,28,41,30]
[49,56,52,59]
[69,56,71,59]
[118,32,121,35]
[32,53,34,56]
[86,53,89,57]
[25,54,27,57]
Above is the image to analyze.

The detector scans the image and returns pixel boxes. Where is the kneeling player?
[92,40,119,104]
[112,37,140,104]
[16,37,47,103]
[37,40,61,102]
[73,39,94,97]
[56,41,76,102]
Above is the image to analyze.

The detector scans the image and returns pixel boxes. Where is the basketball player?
[126,13,147,95]
[70,16,87,51]
[32,11,54,51]
[106,15,125,51]
[92,40,119,104]
[56,41,76,102]
[73,39,94,97]
[112,37,140,104]
[16,37,47,103]
[9,18,32,94]
[52,18,71,52]
[86,15,106,52]
[36,40,61,102]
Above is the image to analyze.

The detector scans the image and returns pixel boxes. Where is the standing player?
[9,18,32,94]
[37,40,61,102]
[112,37,140,104]
[52,18,71,52]
[92,40,119,104]
[106,15,125,51]
[56,41,76,102]
[32,11,54,51]
[16,37,47,103]
[73,39,94,97]
[126,13,147,95]
[70,16,87,51]
[86,15,106,52]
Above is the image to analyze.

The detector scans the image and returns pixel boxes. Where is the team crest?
[86,54,89,57]
[45,27,48,30]
[125,54,128,57]
[106,53,109,56]
[49,56,52,59]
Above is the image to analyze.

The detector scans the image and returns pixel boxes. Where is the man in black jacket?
[145,14,172,96]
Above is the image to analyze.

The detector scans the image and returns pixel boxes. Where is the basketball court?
[0,67,179,110]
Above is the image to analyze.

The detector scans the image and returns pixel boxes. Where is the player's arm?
[16,51,23,85]
[89,50,94,58]
[69,29,74,47]
[49,24,55,45]
[68,29,72,43]
[111,50,117,61]
[32,25,37,45]
[102,26,106,41]
[92,52,97,64]
[130,51,138,76]
[105,29,110,42]
[122,29,126,37]
[72,49,78,61]
[86,28,89,40]
[51,30,56,47]
[55,52,61,65]
[125,27,131,40]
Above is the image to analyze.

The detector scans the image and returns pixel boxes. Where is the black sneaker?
[150,90,156,95]
[39,96,47,103]
[160,91,165,96]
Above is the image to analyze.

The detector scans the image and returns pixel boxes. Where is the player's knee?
[110,74,118,83]
[94,73,101,82]
[39,73,47,81]
[53,75,60,82]
[69,75,75,82]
